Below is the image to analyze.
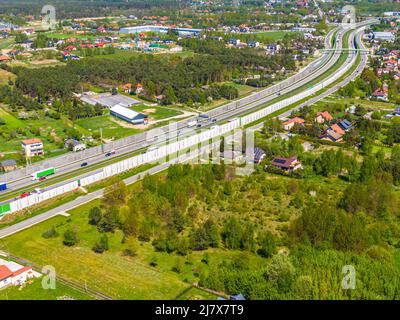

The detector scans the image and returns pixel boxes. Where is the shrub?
[42,226,59,239]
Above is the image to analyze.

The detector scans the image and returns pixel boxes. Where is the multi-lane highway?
[0,20,375,204]
[0,20,375,236]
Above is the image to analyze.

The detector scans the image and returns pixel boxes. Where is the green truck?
[0,203,11,217]
[30,167,56,181]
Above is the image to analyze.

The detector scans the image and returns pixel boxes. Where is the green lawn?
[252,30,297,42]
[46,32,95,40]
[0,106,72,154]
[130,105,183,120]
[74,115,141,139]
[0,278,93,300]
[1,201,194,299]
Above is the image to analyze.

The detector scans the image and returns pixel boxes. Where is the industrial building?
[109,105,147,124]
[373,32,395,42]
[80,92,141,109]
[119,25,201,35]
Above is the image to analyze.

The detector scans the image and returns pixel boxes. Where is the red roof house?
[283,117,305,130]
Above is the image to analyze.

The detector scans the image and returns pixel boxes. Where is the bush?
[42,226,59,239]
[63,229,78,247]
[92,234,109,254]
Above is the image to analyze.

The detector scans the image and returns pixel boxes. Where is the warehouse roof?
[110,105,144,120]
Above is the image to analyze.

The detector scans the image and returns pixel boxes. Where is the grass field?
[130,105,183,120]
[74,115,141,139]
[321,97,397,110]
[0,169,349,299]
[0,278,93,300]
[46,32,95,40]
[0,199,217,299]
[252,30,297,42]
[0,106,72,154]
[0,69,16,86]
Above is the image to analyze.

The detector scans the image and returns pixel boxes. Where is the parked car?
[20,192,30,198]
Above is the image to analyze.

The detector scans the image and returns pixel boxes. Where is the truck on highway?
[30,167,56,181]
[0,182,7,191]
[187,120,197,128]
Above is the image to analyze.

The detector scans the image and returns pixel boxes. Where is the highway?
[0,27,339,184]
[0,25,370,239]
[0,20,375,204]
[0,21,374,237]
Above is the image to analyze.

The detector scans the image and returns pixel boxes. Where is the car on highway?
[20,192,30,198]
[38,176,47,181]
[105,150,116,157]
[196,123,202,128]
[30,188,42,194]
[187,120,197,128]
[81,162,88,167]
[211,118,217,123]
[148,146,158,152]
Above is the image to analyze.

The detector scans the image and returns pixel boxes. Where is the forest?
[4,46,295,107]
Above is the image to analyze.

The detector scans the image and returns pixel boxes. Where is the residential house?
[122,83,132,94]
[0,55,11,62]
[270,156,302,172]
[345,105,356,114]
[248,41,260,48]
[254,147,266,164]
[135,83,144,95]
[282,117,305,131]
[0,264,35,289]
[65,45,77,51]
[372,88,388,101]
[265,44,280,55]
[338,119,353,132]
[315,111,333,124]
[330,123,346,135]
[322,128,343,142]
[0,160,17,172]
[211,36,223,41]
[228,38,240,46]
[64,139,86,152]
[302,142,314,152]
[21,138,44,157]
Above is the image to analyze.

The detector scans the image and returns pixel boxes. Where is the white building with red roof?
[0,258,39,289]
[21,138,44,157]
[282,117,305,131]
